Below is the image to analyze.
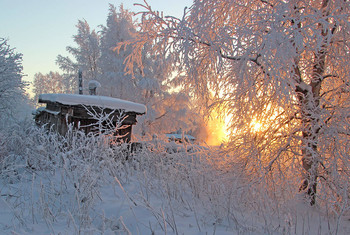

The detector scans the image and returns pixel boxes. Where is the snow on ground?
[0,122,349,234]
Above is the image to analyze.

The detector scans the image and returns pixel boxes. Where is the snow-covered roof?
[32,107,46,116]
[39,93,146,114]
[33,107,60,116]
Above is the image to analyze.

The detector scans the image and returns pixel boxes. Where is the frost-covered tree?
[120,0,350,206]
[32,72,66,105]
[135,91,200,138]
[134,33,196,136]
[98,4,139,100]
[56,20,100,93]
[100,4,197,136]
[0,38,26,119]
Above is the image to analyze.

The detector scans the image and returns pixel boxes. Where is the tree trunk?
[295,39,326,205]
[297,84,320,206]
[295,0,330,206]
[299,122,319,206]
[296,44,326,205]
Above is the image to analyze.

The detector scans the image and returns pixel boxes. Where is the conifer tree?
[56,20,100,94]
[98,4,139,100]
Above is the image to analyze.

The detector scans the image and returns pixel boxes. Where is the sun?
[205,109,229,146]
[251,119,263,132]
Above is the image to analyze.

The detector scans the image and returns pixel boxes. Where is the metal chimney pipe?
[78,70,83,95]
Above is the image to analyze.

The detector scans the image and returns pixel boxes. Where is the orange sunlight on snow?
[205,111,267,145]
[205,109,229,146]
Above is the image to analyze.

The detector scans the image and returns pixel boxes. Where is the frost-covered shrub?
[0,118,132,231]
[0,117,348,234]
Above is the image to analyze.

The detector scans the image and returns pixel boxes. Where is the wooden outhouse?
[34,93,146,143]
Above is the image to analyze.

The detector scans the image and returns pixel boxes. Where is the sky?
[0,0,193,94]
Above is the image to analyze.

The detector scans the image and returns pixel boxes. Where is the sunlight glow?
[251,119,263,132]
[205,109,229,146]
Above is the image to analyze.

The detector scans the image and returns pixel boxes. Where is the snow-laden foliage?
[121,0,350,207]
[32,72,66,106]
[56,20,101,93]
[0,118,349,234]
[98,4,198,136]
[0,38,26,120]
[98,4,139,101]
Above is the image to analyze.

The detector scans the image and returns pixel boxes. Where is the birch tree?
[120,0,350,206]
